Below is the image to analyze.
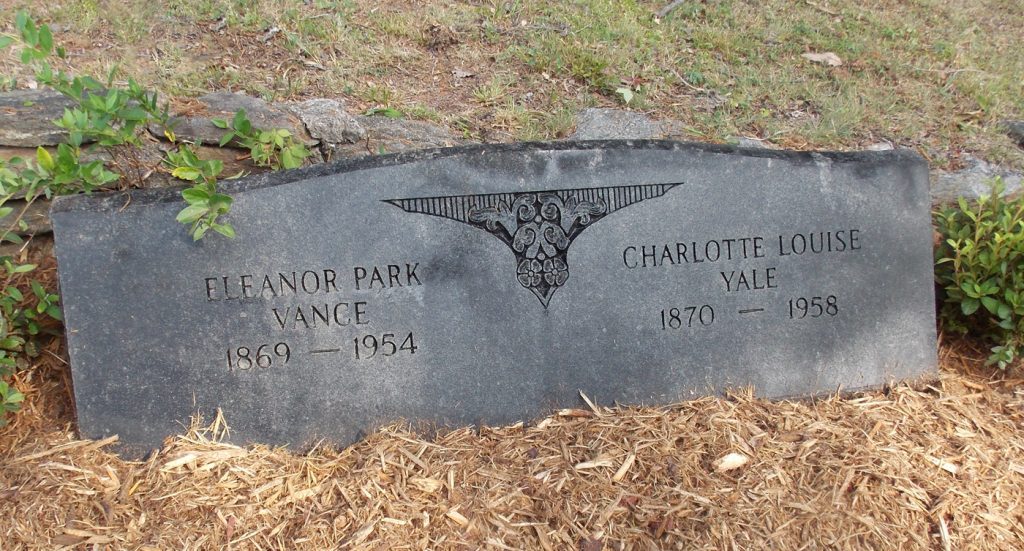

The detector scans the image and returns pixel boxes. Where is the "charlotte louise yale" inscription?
[623,229,860,332]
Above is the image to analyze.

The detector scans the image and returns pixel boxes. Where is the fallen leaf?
[801,52,843,67]
[451,69,474,79]
[713,452,750,472]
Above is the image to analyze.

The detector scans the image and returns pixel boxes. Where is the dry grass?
[2,337,1024,549]
[0,1,1021,169]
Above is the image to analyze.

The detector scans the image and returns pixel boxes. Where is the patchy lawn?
[0,0,1021,169]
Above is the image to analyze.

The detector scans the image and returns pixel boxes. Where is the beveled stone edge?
[50,139,928,214]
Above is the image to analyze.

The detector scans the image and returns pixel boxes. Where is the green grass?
[1,0,1021,168]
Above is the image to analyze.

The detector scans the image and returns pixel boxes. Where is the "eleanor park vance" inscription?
[51,141,938,456]
[206,264,420,366]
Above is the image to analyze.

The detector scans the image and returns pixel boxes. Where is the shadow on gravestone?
[51,140,937,457]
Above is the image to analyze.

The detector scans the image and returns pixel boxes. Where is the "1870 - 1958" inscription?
[659,295,839,331]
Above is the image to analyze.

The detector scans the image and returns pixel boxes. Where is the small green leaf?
[205,159,224,177]
[181,187,211,202]
[80,76,103,90]
[171,167,202,181]
[961,297,980,315]
[4,388,24,405]
[280,149,296,169]
[118,106,149,121]
[15,12,28,33]
[960,281,978,297]
[0,37,14,49]
[980,296,999,314]
[0,336,24,350]
[365,107,403,119]
[176,204,208,224]
[36,146,54,171]
[213,224,236,238]
[38,25,53,54]
[209,193,233,207]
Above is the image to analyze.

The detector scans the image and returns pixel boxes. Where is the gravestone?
[52,141,937,456]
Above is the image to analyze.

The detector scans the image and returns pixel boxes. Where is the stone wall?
[1,90,1020,237]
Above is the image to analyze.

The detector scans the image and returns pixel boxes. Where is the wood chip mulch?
[1,339,1022,549]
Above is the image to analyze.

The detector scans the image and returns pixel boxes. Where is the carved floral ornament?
[385,183,681,307]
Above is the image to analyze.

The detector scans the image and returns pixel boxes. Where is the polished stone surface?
[52,141,937,456]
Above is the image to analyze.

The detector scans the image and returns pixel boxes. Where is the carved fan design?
[385,183,682,307]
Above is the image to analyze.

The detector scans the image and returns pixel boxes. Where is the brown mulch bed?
[1,331,1022,549]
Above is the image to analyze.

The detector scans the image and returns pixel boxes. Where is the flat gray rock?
[1003,120,1024,148]
[285,99,365,146]
[153,92,314,148]
[52,141,937,457]
[931,156,1023,204]
[570,108,667,140]
[11,196,52,232]
[0,90,76,147]
[328,116,466,159]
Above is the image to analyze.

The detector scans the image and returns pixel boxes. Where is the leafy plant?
[8,11,169,148]
[935,178,1024,368]
[212,109,311,170]
[0,379,24,424]
[165,144,235,240]
[3,11,236,241]
[0,11,318,424]
[364,106,404,119]
[0,151,73,426]
[0,11,234,424]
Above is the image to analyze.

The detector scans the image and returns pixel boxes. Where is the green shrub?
[212,109,311,170]
[0,11,310,425]
[935,178,1024,368]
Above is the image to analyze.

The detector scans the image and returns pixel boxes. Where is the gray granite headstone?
[52,141,937,456]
